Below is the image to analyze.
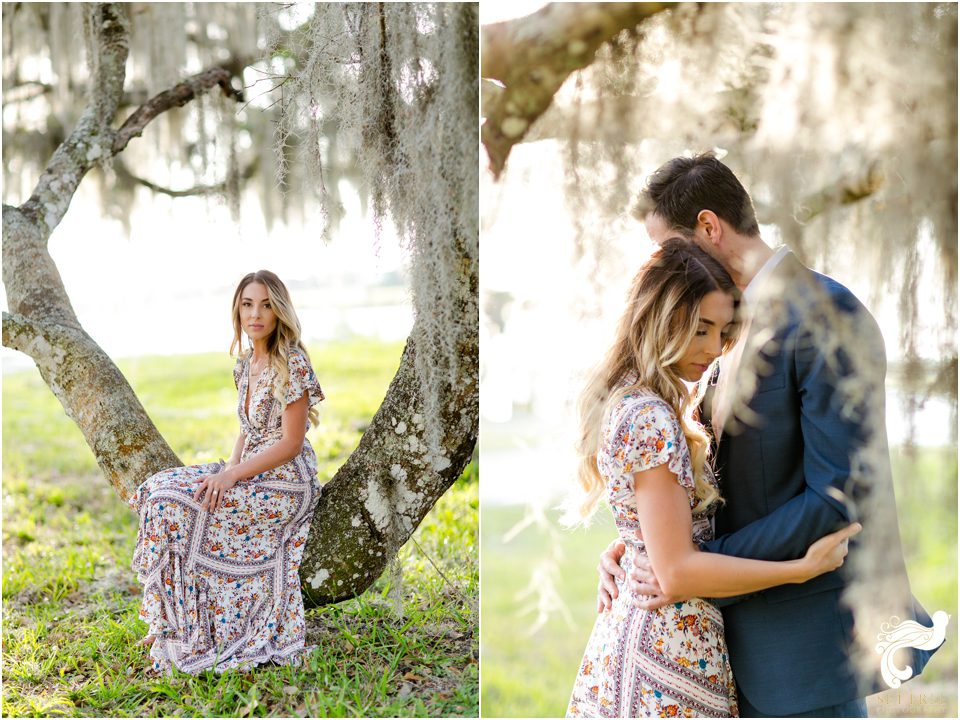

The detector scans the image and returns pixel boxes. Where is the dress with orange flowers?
[567,388,739,718]
[130,348,324,675]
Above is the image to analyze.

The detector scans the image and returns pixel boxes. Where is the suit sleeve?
[701,293,883,574]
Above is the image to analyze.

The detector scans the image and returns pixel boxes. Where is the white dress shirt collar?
[742,245,791,307]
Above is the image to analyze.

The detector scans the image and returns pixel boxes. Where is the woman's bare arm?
[194,394,310,511]
[224,394,308,480]
[225,431,245,467]
[633,464,860,599]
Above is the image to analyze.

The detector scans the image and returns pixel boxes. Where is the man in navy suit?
[596,153,938,717]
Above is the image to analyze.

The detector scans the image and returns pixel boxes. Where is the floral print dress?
[567,388,739,718]
[130,348,324,675]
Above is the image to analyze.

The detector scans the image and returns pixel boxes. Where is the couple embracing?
[567,154,940,718]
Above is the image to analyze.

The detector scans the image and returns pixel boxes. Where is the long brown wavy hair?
[229,270,319,427]
[575,238,739,519]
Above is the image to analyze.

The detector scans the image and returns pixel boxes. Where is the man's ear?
[696,209,723,248]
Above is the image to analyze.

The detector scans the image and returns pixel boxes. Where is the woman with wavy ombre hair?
[574,239,739,520]
[566,239,862,718]
[129,269,325,676]
[230,270,320,427]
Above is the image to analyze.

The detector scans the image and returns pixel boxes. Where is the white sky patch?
[2,178,412,372]
[479,1,548,26]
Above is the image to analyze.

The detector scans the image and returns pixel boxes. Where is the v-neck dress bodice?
[129,347,325,675]
[235,351,324,473]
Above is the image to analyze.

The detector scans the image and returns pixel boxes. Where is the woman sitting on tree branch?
[130,270,325,675]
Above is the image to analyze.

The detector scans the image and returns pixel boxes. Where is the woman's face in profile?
[674,290,735,382]
[240,282,278,343]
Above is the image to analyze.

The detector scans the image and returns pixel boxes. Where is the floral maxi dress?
[567,389,739,718]
[130,348,324,674]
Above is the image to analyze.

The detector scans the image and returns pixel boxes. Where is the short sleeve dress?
[566,388,739,718]
[130,347,324,675]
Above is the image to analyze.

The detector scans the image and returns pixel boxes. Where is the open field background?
[3,339,478,717]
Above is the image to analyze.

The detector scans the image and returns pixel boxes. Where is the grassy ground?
[2,339,479,718]
[480,506,616,717]
[480,445,958,718]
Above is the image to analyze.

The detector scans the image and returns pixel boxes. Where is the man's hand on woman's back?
[596,531,684,612]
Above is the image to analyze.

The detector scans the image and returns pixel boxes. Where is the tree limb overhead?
[113,67,243,155]
[18,3,130,233]
[791,163,885,224]
[481,2,671,177]
[113,156,260,198]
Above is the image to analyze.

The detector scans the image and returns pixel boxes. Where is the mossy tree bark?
[2,2,479,608]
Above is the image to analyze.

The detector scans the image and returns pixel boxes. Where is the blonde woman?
[566,240,860,717]
[130,270,325,675]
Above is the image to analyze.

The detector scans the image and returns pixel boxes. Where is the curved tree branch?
[112,67,243,154]
[18,3,129,232]
[745,163,886,227]
[481,2,671,177]
[112,156,260,198]
[3,311,181,498]
[789,163,885,224]
[2,4,240,499]
[300,323,478,606]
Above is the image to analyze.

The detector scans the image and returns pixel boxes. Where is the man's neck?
[725,237,774,290]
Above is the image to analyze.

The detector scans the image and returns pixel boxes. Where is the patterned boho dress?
[567,388,739,718]
[130,348,324,675]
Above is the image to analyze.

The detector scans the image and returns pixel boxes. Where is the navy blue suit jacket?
[700,253,937,715]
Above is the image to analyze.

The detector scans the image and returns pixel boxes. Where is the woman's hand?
[192,468,240,513]
[596,538,627,613]
[801,522,862,580]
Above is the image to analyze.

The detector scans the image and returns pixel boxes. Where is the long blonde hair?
[229,270,319,427]
[576,238,739,519]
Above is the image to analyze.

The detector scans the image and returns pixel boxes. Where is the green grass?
[2,339,478,717]
[480,507,615,718]
[890,446,958,625]
[481,445,958,718]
